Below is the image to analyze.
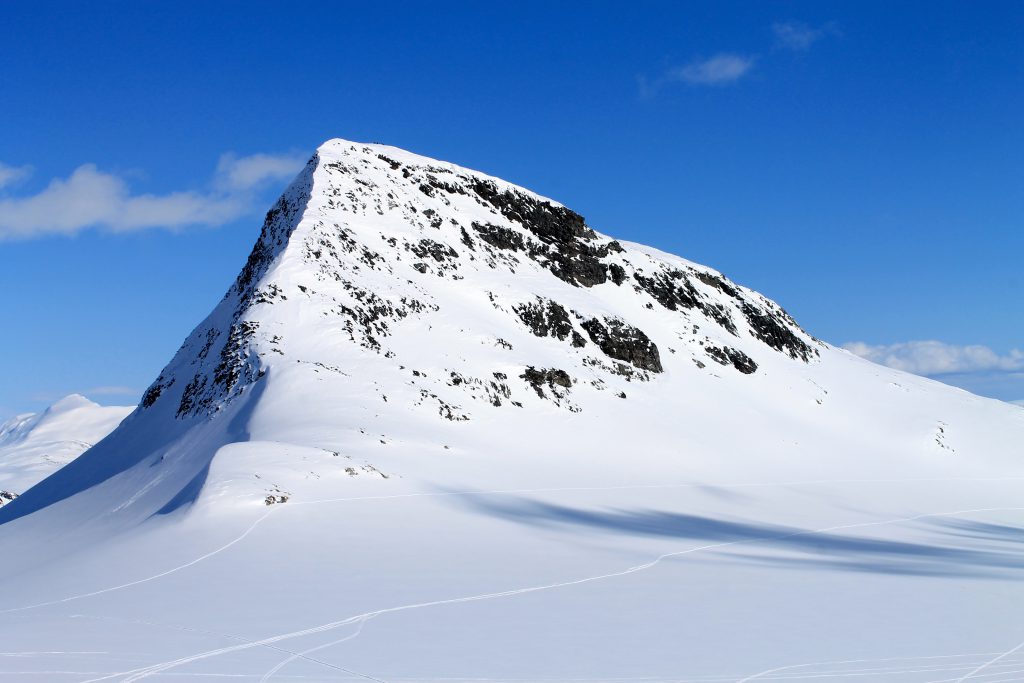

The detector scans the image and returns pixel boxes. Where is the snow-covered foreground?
[1,139,1022,682]
[3,473,1024,682]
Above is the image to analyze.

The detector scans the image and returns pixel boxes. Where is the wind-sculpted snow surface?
[1,139,1023,682]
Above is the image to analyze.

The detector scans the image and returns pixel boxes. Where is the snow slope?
[0,394,131,504]
[1,139,1022,682]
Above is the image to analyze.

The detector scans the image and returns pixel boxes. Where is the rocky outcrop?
[705,345,758,374]
[521,367,573,398]
[580,317,663,373]
[514,298,587,347]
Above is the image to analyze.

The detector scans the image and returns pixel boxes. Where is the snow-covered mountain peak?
[5,138,1020,532]
[138,138,822,425]
[1,394,107,447]
[0,396,131,504]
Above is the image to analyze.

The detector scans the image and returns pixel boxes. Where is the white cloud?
[0,152,307,240]
[772,21,836,51]
[214,152,309,193]
[843,341,1024,376]
[641,53,756,96]
[0,162,31,189]
[669,54,755,85]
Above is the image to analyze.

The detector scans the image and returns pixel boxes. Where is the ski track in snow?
[735,654,1024,682]
[67,614,384,683]
[258,616,372,683]
[951,640,1024,682]
[0,510,275,616]
[73,502,1024,683]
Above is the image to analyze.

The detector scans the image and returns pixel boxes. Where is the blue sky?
[1,1,1022,416]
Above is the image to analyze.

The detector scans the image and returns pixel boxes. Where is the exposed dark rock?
[465,181,615,288]
[142,377,174,409]
[609,263,627,285]
[422,173,469,197]
[633,270,737,335]
[376,154,402,170]
[694,270,740,298]
[521,367,573,398]
[580,317,663,373]
[408,238,458,263]
[548,251,608,287]
[213,321,262,395]
[513,298,578,343]
[705,345,758,374]
[468,179,595,245]
[472,222,527,252]
[176,374,205,418]
[741,303,816,362]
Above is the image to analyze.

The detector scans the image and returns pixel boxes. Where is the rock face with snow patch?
[135,140,818,425]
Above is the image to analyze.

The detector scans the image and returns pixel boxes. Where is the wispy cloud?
[0,162,31,189]
[641,53,755,96]
[669,53,755,85]
[843,341,1024,376]
[772,21,837,51]
[213,153,308,193]
[0,151,308,241]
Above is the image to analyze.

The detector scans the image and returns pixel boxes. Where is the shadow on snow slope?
[456,494,1024,579]
[0,380,266,528]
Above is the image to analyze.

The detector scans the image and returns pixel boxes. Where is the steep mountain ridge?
[143,139,819,425]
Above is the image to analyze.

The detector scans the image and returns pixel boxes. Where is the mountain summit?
[2,140,1022,682]
[149,137,820,425]
[2,138,834,524]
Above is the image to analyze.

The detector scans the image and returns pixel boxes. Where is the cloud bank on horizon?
[0,152,307,240]
[844,340,1024,376]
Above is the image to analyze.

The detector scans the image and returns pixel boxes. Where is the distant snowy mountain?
[1,140,1022,683]
[0,394,131,505]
